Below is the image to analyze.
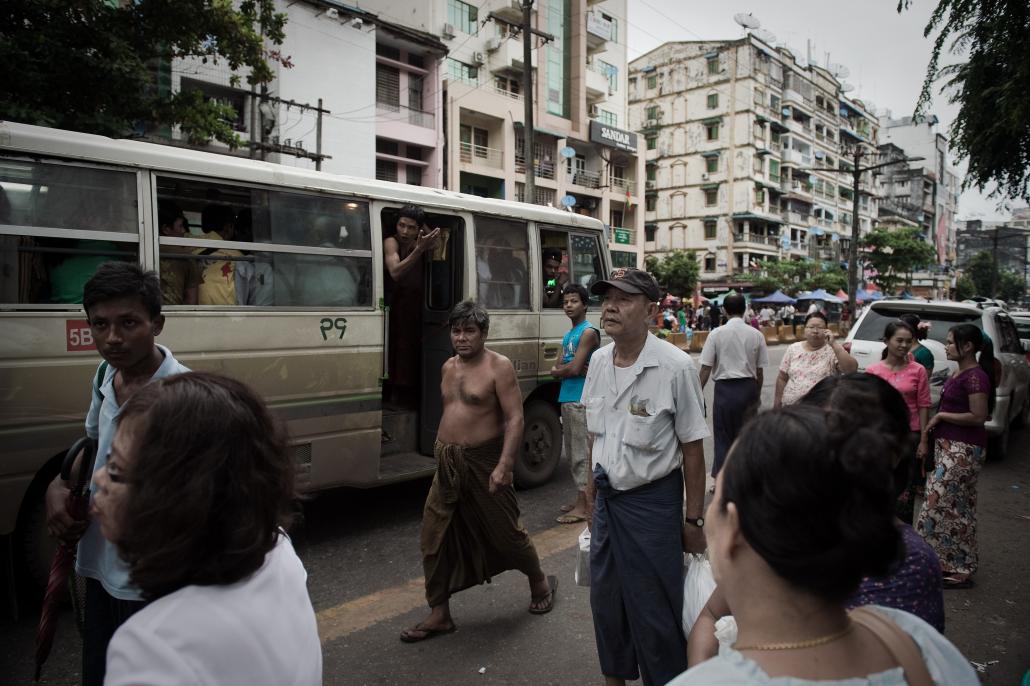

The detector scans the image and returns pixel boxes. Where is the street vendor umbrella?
[751,289,796,305]
[34,436,96,681]
[855,288,883,302]
[835,289,848,300]
[797,288,843,304]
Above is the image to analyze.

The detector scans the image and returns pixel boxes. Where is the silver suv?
[845,300,1030,459]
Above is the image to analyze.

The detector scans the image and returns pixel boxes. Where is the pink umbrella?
[34,437,96,681]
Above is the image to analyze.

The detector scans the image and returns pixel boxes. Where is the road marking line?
[316,522,582,644]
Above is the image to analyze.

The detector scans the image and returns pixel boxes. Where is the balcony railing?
[490,83,523,101]
[375,101,436,129]
[610,177,636,194]
[571,169,603,188]
[733,233,781,247]
[514,154,556,179]
[460,142,503,168]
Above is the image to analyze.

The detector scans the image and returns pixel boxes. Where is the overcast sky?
[625,0,1022,220]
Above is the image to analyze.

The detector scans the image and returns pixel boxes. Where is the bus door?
[419,212,466,453]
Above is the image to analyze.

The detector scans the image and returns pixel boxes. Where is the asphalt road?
[2,344,1028,685]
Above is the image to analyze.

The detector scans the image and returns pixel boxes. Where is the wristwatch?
[685,516,705,528]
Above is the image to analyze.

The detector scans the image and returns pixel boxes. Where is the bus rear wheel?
[516,401,561,489]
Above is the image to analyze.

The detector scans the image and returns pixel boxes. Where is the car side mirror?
[1022,339,1030,354]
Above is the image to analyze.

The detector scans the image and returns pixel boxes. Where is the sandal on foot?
[399,622,457,643]
[556,513,586,524]
[942,575,974,590]
[529,575,558,615]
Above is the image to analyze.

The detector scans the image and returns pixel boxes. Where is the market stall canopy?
[751,289,796,305]
[855,288,883,302]
[796,288,843,304]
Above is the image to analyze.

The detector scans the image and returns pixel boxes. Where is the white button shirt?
[582,333,710,491]
[699,317,769,381]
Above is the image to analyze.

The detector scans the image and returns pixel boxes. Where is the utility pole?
[522,0,535,203]
[810,149,924,316]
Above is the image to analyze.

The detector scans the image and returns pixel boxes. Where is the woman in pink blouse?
[774,311,858,408]
[865,320,932,523]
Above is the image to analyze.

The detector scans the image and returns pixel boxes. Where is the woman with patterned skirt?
[917,324,995,589]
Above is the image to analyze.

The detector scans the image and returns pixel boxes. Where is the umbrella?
[751,289,796,305]
[34,436,96,681]
[835,289,848,300]
[855,288,883,302]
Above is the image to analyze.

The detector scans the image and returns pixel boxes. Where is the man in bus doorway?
[400,300,556,642]
[45,261,190,686]
[383,204,440,407]
[582,268,709,686]
[550,284,600,524]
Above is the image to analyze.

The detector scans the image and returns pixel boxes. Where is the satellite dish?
[830,63,850,79]
[733,13,761,30]
[559,146,577,159]
[753,28,777,45]
[840,82,855,93]
[561,194,577,208]
[830,233,840,242]
[865,100,877,114]
[814,150,825,159]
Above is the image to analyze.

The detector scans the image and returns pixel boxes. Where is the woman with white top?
[669,404,977,685]
[91,372,321,686]
[774,311,858,407]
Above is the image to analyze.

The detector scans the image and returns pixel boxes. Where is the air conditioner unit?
[441,23,455,38]
[471,52,485,65]
[589,104,600,118]
[485,37,502,52]
[645,118,659,128]
[701,173,709,181]
[645,180,656,190]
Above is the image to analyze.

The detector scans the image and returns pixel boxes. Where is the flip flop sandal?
[556,513,586,524]
[942,576,974,590]
[529,575,558,615]
[399,623,457,643]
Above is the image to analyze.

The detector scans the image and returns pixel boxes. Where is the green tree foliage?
[751,259,847,295]
[962,250,1028,301]
[0,0,289,147]
[644,250,701,298]
[860,227,937,293]
[955,274,976,300]
[900,0,1030,201]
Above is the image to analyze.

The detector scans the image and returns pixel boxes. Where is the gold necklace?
[734,622,854,651]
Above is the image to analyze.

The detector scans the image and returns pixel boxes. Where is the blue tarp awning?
[752,289,796,305]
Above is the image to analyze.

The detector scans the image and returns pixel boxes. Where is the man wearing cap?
[582,268,709,686]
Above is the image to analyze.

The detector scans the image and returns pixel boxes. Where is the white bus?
[0,121,612,587]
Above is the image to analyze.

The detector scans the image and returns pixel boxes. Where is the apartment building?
[151,1,446,181]
[627,37,880,290]
[360,0,646,268]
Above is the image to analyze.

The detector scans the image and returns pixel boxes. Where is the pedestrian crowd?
[44,258,985,685]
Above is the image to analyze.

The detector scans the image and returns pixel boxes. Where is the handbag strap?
[849,606,934,686]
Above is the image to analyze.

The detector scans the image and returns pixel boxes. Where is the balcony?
[514,153,556,180]
[732,232,782,250]
[782,209,811,225]
[610,176,636,195]
[570,169,603,189]
[780,148,812,167]
[459,142,503,169]
[491,0,526,24]
[783,179,814,199]
[788,240,809,253]
[586,64,610,102]
[782,90,812,114]
[489,81,523,101]
[488,38,537,76]
[586,11,613,51]
[375,101,436,129]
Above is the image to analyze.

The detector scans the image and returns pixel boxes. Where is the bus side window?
[474,217,529,310]
[156,176,373,308]
[570,234,604,307]
[538,227,570,309]
[0,158,139,305]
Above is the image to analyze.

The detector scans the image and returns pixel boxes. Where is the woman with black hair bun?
[671,403,975,684]
[918,324,995,590]
[899,313,935,376]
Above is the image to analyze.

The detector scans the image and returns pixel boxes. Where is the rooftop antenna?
[733,12,761,34]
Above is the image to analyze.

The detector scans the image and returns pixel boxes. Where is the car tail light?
[842,341,852,353]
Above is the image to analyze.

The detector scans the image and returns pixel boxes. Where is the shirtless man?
[400,300,555,643]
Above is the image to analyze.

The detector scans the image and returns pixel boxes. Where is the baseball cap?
[590,268,661,302]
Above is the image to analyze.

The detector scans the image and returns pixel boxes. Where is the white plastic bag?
[714,616,738,656]
[681,553,716,636]
[575,527,591,587]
